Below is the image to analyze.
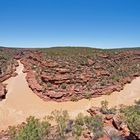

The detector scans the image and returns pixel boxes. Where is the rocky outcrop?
[87,106,132,139]
[87,107,131,140]
[26,71,42,92]
[87,107,102,116]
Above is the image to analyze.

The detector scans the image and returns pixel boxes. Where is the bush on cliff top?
[121,100,140,137]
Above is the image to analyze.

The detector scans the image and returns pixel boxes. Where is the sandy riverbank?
[0,60,140,130]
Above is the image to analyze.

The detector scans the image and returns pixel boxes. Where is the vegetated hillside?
[0,47,19,100]
[1,100,140,140]
[20,47,140,102]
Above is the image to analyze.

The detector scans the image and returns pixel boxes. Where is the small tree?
[51,110,69,138]
[100,100,109,114]
[100,100,116,114]
[72,123,83,139]
[72,113,85,139]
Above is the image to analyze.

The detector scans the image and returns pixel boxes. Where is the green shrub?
[61,83,67,89]
[73,113,104,139]
[72,123,83,139]
[84,115,104,139]
[72,113,85,139]
[83,92,92,100]
[100,100,109,114]
[9,116,50,140]
[121,104,140,136]
[100,100,116,114]
[75,113,85,126]
[47,82,52,87]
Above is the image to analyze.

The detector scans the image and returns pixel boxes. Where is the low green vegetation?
[8,116,50,140]
[83,92,92,100]
[72,113,104,139]
[84,115,104,139]
[72,113,84,139]
[100,100,116,114]
[121,100,140,137]
[60,83,67,89]
[7,110,104,140]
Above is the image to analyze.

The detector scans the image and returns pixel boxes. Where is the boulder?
[87,107,102,116]
[112,115,123,130]
[120,123,130,137]
[104,126,120,138]
[105,114,113,121]
[98,135,110,140]
[104,115,114,126]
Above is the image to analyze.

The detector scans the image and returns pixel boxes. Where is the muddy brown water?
[0,61,140,130]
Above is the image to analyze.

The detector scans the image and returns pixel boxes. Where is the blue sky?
[0,0,140,48]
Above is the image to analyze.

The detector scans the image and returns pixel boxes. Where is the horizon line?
[0,45,140,50]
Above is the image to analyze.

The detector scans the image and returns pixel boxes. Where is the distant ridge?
[0,45,140,50]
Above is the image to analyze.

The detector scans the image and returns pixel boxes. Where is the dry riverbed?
[0,61,140,130]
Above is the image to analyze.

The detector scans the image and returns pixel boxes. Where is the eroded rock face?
[26,71,43,92]
[19,48,140,102]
